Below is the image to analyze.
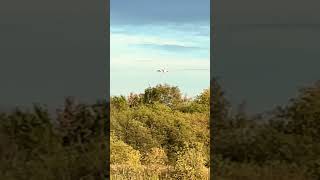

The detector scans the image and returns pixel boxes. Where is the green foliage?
[212,79,320,179]
[111,95,128,110]
[2,79,320,180]
[142,147,168,165]
[0,99,108,180]
[110,84,210,179]
[110,135,142,169]
[277,81,320,140]
[172,143,208,180]
[143,84,183,108]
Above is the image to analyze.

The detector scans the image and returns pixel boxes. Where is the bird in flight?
[134,60,208,73]
[156,68,208,73]
[157,68,169,73]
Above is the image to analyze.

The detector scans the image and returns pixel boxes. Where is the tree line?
[212,78,320,179]
[0,79,320,179]
[110,84,210,179]
[0,98,108,179]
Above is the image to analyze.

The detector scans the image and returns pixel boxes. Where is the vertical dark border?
[105,0,110,178]
[210,0,216,179]
[105,0,110,100]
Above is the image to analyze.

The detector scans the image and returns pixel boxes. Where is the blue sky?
[110,0,210,97]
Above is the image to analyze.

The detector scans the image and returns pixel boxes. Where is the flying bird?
[156,68,208,73]
[157,68,169,73]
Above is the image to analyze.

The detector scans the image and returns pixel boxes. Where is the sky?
[110,0,210,97]
[2,0,319,114]
[0,0,107,112]
[213,0,320,113]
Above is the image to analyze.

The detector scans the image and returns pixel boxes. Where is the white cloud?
[110,23,210,96]
[110,23,209,47]
[110,32,191,47]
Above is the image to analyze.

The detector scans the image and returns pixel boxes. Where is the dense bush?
[212,79,320,180]
[1,79,320,179]
[110,84,210,179]
[0,99,108,180]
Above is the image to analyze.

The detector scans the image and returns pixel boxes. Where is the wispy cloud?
[110,23,209,42]
[110,20,210,96]
[110,32,188,47]
[110,24,209,58]
[134,43,206,52]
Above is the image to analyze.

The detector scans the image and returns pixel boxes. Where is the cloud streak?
[110,32,188,47]
[110,0,210,96]
[134,43,206,52]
